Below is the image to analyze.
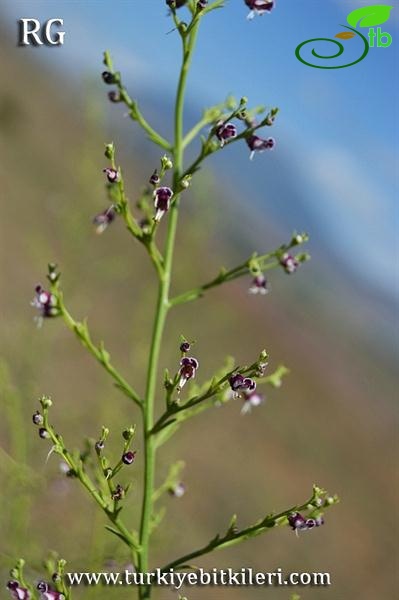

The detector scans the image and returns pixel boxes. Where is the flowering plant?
[8,1,338,599]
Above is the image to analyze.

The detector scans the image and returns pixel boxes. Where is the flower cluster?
[229,373,256,396]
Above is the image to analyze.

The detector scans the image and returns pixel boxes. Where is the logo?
[295,4,393,69]
[18,18,65,46]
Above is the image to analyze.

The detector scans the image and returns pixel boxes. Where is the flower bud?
[103,167,120,183]
[32,411,44,426]
[102,71,117,85]
[108,90,121,103]
[122,451,136,465]
[39,428,50,439]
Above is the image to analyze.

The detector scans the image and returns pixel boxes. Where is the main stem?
[137,20,200,600]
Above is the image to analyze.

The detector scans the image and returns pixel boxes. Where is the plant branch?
[170,233,310,307]
[54,290,143,409]
[103,51,171,151]
[39,398,140,561]
[159,485,339,572]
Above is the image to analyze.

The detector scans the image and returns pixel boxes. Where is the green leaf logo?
[347,4,393,28]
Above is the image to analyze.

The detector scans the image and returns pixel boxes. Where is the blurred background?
[0,1,397,599]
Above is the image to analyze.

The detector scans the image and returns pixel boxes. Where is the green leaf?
[347,4,393,28]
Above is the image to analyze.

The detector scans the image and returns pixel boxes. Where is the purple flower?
[31,285,59,324]
[241,390,264,415]
[178,357,199,391]
[288,512,324,535]
[215,121,237,147]
[93,205,116,234]
[244,0,275,20]
[154,187,174,222]
[248,274,269,295]
[197,0,208,8]
[103,167,120,183]
[169,482,186,498]
[39,427,49,439]
[246,134,275,160]
[6,581,30,600]
[122,451,136,465]
[229,373,257,397]
[280,253,299,274]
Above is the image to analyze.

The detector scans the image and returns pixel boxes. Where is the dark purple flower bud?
[108,90,121,103]
[7,581,30,600]
[112,484,125,501]
[153,187,174,222]
[229,373,256,394]
[197,0,208,10]
[246,134,275,160]
[51,574,61,585]
[31,285,59,323]
[241,390,264,415]
[245,0,275,20]
[280,253,299,274]
[180,341,191,353]
[37,582,49,593]
[122,451,136,465]
[215,121,237,147]
[102,71,117,85]
[32,411,44,426]
[39,427,49,439]
[169,482,186,498]
[248,274,269,295]
[149,169,160,186]
[95,440,104,454]
[103,167,120,183]
[93,206,116,234]
[178,357,199,390]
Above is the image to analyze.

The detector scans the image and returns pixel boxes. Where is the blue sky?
[2,0,398,297]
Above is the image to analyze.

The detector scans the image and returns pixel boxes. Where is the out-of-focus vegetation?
[0,29,397,600]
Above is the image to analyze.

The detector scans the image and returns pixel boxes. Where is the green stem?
[137,20,201,600]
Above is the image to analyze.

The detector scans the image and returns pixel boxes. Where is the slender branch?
[39,398,140,561]
[103,51,171,151]
[170,234,310,307]
[150,353,266,436]
[54,291,143,409]
[159,486,339,572]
